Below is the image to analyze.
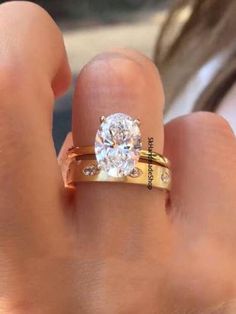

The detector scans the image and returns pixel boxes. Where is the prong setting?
[100,116,106,124]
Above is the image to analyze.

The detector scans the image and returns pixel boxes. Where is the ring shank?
[65,159,171,191]
[67,146,170,168]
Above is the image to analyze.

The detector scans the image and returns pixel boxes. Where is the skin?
[0,1,235,313]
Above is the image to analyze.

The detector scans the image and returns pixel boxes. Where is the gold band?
[67,146,170,168]
[61,112,172,191]
[60,146,171,191]
[65,158,171,191]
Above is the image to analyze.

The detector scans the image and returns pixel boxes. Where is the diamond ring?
[61,113,171,191]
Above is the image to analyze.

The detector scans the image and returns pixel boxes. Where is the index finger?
[0,2,71,240]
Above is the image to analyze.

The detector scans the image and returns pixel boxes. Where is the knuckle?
[82,50,146,81]
[78,52,143,95]
[0,1,62,56]
[165,111,235,151]
[78,49,164,104]
[89,49,159,79]
[185,112,234,138]
[0,1,64,86]
[0,1,50,19]
[115,48,159,73]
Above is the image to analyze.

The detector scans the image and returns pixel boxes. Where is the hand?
[0,2,235,313]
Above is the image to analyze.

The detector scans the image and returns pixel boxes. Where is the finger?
[72,49,171,260]
[0,2,71,243]
[0,2,71,98]
[58,132,73,166]
[165,112,236,228]
[73,49,164,152]
[164,112,236,305]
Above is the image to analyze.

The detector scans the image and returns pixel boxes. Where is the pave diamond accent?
[95,113,142,177]
[83,164,99,176]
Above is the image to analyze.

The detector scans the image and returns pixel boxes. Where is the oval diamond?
[95,113,142,177]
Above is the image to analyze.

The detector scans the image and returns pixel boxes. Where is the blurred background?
[20,0,173,151]
[34,0,171,151]
[1,1,234,149]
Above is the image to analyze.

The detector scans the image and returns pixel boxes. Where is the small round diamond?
[129,167,143,178]
[161,170,170,183]
[95,113,142,177]
[83,164,99,176]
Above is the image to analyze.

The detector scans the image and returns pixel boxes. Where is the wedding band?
[61,113,171,191]
[65,158,171,191]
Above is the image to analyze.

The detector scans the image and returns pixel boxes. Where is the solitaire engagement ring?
[61,113,171,191]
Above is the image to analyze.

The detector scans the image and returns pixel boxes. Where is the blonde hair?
[154,0,236,113]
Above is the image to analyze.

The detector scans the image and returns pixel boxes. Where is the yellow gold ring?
[67,146,170,168]
[64,158,171,191]
[61,113,171,191]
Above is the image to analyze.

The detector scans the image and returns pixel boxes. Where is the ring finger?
[60,49,172,312]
